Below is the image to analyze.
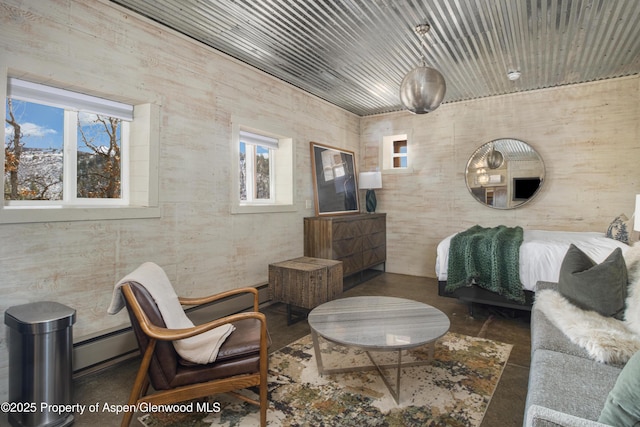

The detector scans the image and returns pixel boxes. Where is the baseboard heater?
[73,284,270,378]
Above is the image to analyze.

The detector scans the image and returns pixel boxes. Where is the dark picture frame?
[310,142,359,216]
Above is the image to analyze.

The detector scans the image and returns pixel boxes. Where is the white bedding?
[436,230,629,292]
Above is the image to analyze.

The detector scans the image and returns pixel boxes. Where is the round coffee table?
[307,296,450,403]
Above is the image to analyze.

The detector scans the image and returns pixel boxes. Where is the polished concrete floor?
[68,272,531,426]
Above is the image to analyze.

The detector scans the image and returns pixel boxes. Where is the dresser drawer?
[332,220,360,239]
[362,230,385,249]
[332,236,362,258]
[360,216,385,235]
[338,253,363,276]
[363,245,386,268]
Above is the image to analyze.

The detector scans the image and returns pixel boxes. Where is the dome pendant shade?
[399,65,446,114]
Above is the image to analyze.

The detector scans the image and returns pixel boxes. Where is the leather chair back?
[123,282,178,390]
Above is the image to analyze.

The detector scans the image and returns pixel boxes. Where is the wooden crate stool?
[269,257,343,324]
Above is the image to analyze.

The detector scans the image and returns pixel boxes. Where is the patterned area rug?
[139,332,511,427]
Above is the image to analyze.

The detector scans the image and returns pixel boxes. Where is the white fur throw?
[536,289,640,364]
[623,242,640,336]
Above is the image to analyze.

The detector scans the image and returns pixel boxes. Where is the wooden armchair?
[119,282,269,427]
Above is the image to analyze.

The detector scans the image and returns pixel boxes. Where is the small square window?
[231,122,295,214]
[382,133,410,172]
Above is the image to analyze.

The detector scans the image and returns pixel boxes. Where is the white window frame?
[231,118,295,214]
[381,132,414,174]
[1,73,160,223]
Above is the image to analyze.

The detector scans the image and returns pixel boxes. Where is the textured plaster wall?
[0,0,638,403]
[360,76,640,277]
[0,0,359,400]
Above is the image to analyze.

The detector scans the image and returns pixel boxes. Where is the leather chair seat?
[173,318,270,387]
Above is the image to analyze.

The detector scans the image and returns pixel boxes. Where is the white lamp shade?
[359,172,382,190]
[635,194,640,231]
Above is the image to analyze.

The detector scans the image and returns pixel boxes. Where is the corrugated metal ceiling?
[469,138,541,170]
[110,0,640,116]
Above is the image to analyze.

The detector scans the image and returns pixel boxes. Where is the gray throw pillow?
[558,244,627,319]
[598,350,640,426]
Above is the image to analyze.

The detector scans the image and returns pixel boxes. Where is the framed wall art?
[310,142,359,216]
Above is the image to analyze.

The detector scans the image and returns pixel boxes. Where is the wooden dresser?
[304,213,386,277]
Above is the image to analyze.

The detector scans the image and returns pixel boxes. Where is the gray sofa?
[524,281,623,427]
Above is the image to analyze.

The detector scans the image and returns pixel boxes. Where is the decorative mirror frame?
[465,138,545,209]
[310,141,359,216]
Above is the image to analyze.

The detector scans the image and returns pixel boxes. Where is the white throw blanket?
[108,262,235,364]
[623,243,640,334]
[536,242,640,365]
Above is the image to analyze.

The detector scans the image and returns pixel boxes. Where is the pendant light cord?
[415,24,430,67]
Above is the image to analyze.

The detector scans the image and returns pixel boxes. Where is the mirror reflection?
[466,138,545,209]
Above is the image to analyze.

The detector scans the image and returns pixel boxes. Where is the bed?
[436,228,629,313]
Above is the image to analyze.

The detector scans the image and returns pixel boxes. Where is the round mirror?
[465,138,545,209]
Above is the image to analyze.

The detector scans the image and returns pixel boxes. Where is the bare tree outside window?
[239,141,271,202]
[4,99,63,200]
[255,146,270,199]
[5,99,23,200]
[77,113,121,199]
[239,148,247,201]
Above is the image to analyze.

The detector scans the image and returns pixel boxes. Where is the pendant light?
[486,144,504,169]
[399,23,446,114]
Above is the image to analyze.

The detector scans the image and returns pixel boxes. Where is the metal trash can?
[4,302,76,427]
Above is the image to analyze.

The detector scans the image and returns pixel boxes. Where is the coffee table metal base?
[310,330,436,404]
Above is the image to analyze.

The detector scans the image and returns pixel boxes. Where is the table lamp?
[358,172,382,213]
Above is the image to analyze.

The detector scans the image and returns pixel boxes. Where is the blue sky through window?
[239,141,269,155]
[5,99,118,152]
[5,100,63,150]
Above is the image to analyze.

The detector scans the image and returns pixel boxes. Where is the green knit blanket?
[445,225,525,303]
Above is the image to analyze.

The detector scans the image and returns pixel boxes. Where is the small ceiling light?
[507,70,521,81]
[399,23,446,114]
[477,172,490,185]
